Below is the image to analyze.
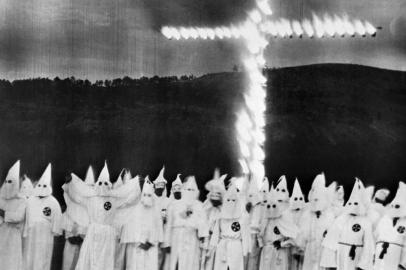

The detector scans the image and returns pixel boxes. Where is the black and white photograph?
[0,0,405,270]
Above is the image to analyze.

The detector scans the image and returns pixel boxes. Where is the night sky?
[0,0,405,80]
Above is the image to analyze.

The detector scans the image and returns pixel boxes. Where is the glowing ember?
[161,1,379,187]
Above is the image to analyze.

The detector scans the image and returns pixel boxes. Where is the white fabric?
[0,196,26,270]
[163,199,208,270]
[23,195,62,270]
[63,174,140,270]
[296,208,335,270]
[321,214,374,270]
[202,200,222,270]
[210,216,250,270]
[121,203,163,270]
[33,164,53,197]
[0,160,20,199]
[374,215,406,270]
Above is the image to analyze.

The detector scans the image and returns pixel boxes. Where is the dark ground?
[0,63,405,203]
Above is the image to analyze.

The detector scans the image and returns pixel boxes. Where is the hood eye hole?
[277,199,283,202]
[272,204,276,208]
[348,202,352,205]
[43,185,47,188]
[354,202,358,206]
[38,184,41,187]
[395,204,400,209]
[282,189,286,192]
[299,197,303,201]
[98,182,102,186]
[263,200,267,203]
[104,182,108,186]
[276,188,280,192]
[294,197,298,201]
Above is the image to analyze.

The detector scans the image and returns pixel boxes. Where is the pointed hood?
[205,169,226,203]
[154,166,168,197]
[247,178,261,205]
[373,188,390,203]
[345,179,367,216]
[308,173,329,212]
[170,174,182,200]
[84,166,95,186]
[259,177,270,205]
[264,184,284,218]
[290,178,305,210]
[0,160,21,199]
[141,178,155,207]
[387,181,406,218]
[113,171,124,189]
[122,169,132,184]
[182,175,199,202]
[275,175,289,201]
[95,161,112,195]
[221,183,242,219]
[34,163,53,197]
[19,174,34,199]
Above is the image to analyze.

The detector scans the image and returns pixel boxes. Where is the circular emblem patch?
[231,222,241,232]
[352,224,361,232]
[43,207,51,217]
[274,226,280,235]
[397,226,405,234]
[104,201,112,211]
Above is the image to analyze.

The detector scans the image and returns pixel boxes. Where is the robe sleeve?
[400,237,406,269]
[320,215,345,268]
[242,214,252,256]
[4,200,26,223]
[156,209,164,244]
[51,199,63,236]
[162,203,174,248]
[63,174,96,205]
[195,203,209,238]
[209,219,220,249]
[111,178,141,208]
[63,189,90,228]
[356,219,374,270]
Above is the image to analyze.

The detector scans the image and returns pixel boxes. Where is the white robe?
[210,215,251,270]
[61,212,86,270]
[374,215,406,270]
[0,197,26,270]
[321,214,374,270]
[286,208,306,270]
[203,200,222,270]
[163,199,209,270]
[258,214,298,270]
[63,177,140,270]
[121,203,164,270]
[23,196,62,270]
[247,204,262,270]
[296,209,335,270]
[156,195,171,270]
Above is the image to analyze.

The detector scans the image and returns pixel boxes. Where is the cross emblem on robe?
[161,0,379,187]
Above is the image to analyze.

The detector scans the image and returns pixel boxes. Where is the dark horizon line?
[1,62,405,84]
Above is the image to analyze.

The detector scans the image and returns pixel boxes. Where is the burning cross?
[161,0,379,187]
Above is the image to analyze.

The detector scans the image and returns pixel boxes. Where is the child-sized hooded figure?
[286,178,307,270]
[24,163,62,270]
[296,173,335,270]
[203,169,227,270]
[210,182,251,270]
[121,179,164,270]
[0,161,27,270]
[373,181,406,270]
[258,183,298,270]
[163,176,209,270]
[321,178,375,270]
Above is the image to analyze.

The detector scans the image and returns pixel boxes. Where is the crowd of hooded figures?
[0,160,405,270]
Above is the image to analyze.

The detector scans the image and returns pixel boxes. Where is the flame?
[161,5,378,188]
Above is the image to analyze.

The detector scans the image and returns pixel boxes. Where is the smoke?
[390,13,406,53]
